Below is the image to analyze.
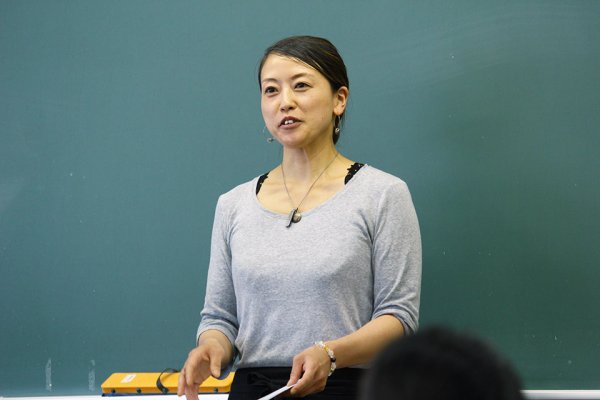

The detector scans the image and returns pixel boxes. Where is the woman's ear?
[334,86,349,116]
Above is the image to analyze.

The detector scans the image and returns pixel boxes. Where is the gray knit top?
[197,165,422,370]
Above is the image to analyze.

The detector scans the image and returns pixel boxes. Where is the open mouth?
[280,116,301,127]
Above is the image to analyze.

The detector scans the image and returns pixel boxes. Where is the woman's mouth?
[280,116,302,128]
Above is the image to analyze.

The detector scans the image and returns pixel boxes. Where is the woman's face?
[260,54,347,149]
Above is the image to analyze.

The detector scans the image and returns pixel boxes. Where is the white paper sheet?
[256,384,295,400]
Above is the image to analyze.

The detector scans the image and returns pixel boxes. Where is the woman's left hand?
[286,344,332,397]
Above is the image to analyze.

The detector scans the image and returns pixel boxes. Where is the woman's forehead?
[260,54,320,81]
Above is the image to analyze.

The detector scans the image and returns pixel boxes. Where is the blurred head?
[361,327,525,400]
[258,36,349,145]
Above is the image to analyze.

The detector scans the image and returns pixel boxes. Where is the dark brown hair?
[258,36,349,144]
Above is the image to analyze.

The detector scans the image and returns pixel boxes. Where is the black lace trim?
[345,162,365,184]
[255,163,364,194]
[256,172,269,195]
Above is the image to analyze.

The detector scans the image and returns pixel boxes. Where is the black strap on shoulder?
[256,172,270,194]
[344,162,365,184]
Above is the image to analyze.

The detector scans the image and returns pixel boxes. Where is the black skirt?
[228,367,364,400]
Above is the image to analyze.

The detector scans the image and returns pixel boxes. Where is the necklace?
[281,153,339,227]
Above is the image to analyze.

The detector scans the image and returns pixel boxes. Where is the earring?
[263,126,274,143]
[334,115,342,134]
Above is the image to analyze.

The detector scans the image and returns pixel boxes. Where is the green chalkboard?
[1,1,599,395]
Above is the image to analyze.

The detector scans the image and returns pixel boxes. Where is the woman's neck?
[280,144,339,184]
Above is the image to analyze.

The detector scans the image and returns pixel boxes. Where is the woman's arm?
[197,329,235,368]
[287,314,405,397]
[179,197,238,400]
[177,330,234,400]
[327,314,404,367]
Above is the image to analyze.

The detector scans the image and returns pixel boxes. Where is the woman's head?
[258,36,349,145]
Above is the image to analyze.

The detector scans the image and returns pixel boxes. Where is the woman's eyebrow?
[261,72,314,85]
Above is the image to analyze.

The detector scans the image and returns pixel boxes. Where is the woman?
[178,36,421,399]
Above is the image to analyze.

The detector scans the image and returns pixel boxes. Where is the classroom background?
[1,0,600,396]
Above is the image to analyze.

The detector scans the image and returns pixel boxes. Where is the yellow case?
[101,371,234,394]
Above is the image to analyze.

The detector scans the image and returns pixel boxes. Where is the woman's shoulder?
[214,174,261,212]
[354,166,417,219]
[218,175,257,200]
[356,164,410,191]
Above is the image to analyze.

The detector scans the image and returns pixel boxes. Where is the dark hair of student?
[258,35,349,144]
[361,327,525,400]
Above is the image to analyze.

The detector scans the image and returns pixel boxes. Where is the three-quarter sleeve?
[371,180,422,334]
[197,196,239,347]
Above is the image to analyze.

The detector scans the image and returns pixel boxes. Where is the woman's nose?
[279,88,296,111]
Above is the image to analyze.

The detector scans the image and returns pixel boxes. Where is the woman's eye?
[263,86,277,94]
[295,82,309,89]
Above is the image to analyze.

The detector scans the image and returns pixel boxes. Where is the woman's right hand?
[177,332,232,400]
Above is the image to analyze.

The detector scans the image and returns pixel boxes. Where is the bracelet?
[314,341,337,376]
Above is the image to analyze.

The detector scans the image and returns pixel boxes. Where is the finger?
[209,354,222,379]
[184,380,199,400]
[290,376,310,397]
[295,373,327,398]
[287,356,304,386]
[177,369,185,397]
[290,364,315,397]
[184,368,200,400]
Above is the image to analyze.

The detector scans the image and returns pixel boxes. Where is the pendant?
[286,208,297,228]
[286,208,301,227]
[292,211,302,223]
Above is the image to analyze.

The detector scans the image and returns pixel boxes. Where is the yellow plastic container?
[101,371,234,394]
